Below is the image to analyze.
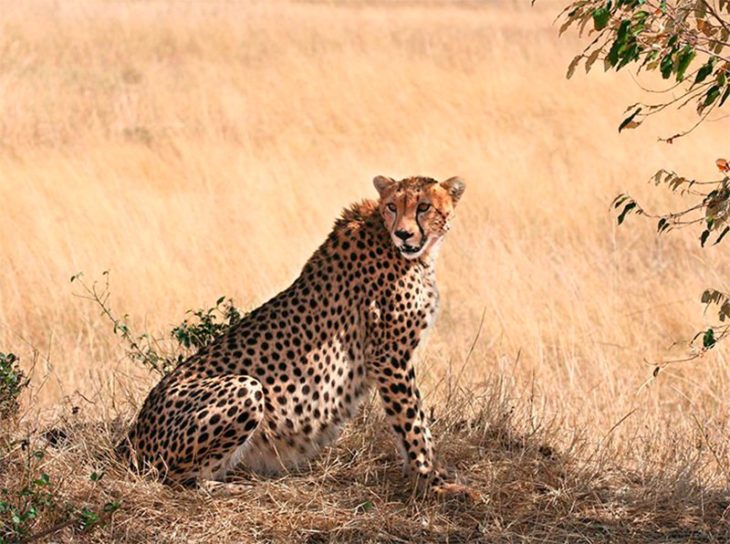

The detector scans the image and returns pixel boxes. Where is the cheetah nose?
[395,230,414,241]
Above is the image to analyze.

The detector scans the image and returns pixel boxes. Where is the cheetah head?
[373,175,466,261]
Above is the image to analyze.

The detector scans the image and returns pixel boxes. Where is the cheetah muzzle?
[123,175,468,498]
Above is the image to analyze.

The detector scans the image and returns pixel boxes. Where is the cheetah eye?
[386,203,397,213]
[417,203,431,213]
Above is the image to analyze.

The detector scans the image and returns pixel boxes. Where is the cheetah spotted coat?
[126,176,465,493]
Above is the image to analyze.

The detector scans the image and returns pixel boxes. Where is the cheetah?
[125,175,469,497]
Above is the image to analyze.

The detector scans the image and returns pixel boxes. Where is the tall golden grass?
[1,1,729,540]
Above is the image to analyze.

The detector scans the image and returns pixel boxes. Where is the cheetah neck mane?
[334,199,380,230]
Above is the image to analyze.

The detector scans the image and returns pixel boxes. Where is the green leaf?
[694,58,715,85]
[720,86,730,107]
[606,40,621,68]
[675,45,696,81]
[703,328,716,348]
[704,85,721,106]
[660,52,675,79]
[618,107,642,131]
[715,226,730,245]
[617,201,637,225]
[593,7,611,30]
[616,42,640,70]
[631,9,649,24]
[616,18,630,41]
[606,20,631,67]
[613,194,630,208]
[78,508,100,530]
[104,501,121,513]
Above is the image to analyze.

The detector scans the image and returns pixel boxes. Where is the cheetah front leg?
[370,348,472,499]
[372,358,477,501]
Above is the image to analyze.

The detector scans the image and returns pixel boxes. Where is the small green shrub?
[0,450,121,544]
[172,296,243,350]
[0,353,28,421]
[0,456,55,543]
[72,271,244,376]
[0,443,121,544]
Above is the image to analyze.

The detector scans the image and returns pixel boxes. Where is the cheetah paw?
[199,480,251,498]
[432,482,480,503]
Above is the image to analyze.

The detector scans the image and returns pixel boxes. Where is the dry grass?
[1,0,730,541]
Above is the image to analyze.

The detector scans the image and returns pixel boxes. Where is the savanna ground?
[1,0,730,541]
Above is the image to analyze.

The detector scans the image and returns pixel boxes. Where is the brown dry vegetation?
[1,0,730,541]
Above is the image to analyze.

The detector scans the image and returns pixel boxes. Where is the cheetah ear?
[373,175,395,196]
[441,177,466,203]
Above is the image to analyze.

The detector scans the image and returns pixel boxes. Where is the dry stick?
[702,0,730,33]
[584,408,638,467]
[19,518,78,544]
[628,68,695,95]
[633,81,712,115]
[440,306,487,420]
[660,102,719,142]
[431,306,487,408]
[19,508,117,544]
[445,307,487,409]
[72,275,165,376]
[691,413,730,483]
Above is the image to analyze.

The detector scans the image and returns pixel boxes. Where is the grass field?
[1,0,730,541]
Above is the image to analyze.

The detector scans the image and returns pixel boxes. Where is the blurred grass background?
[0,0,728,472]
